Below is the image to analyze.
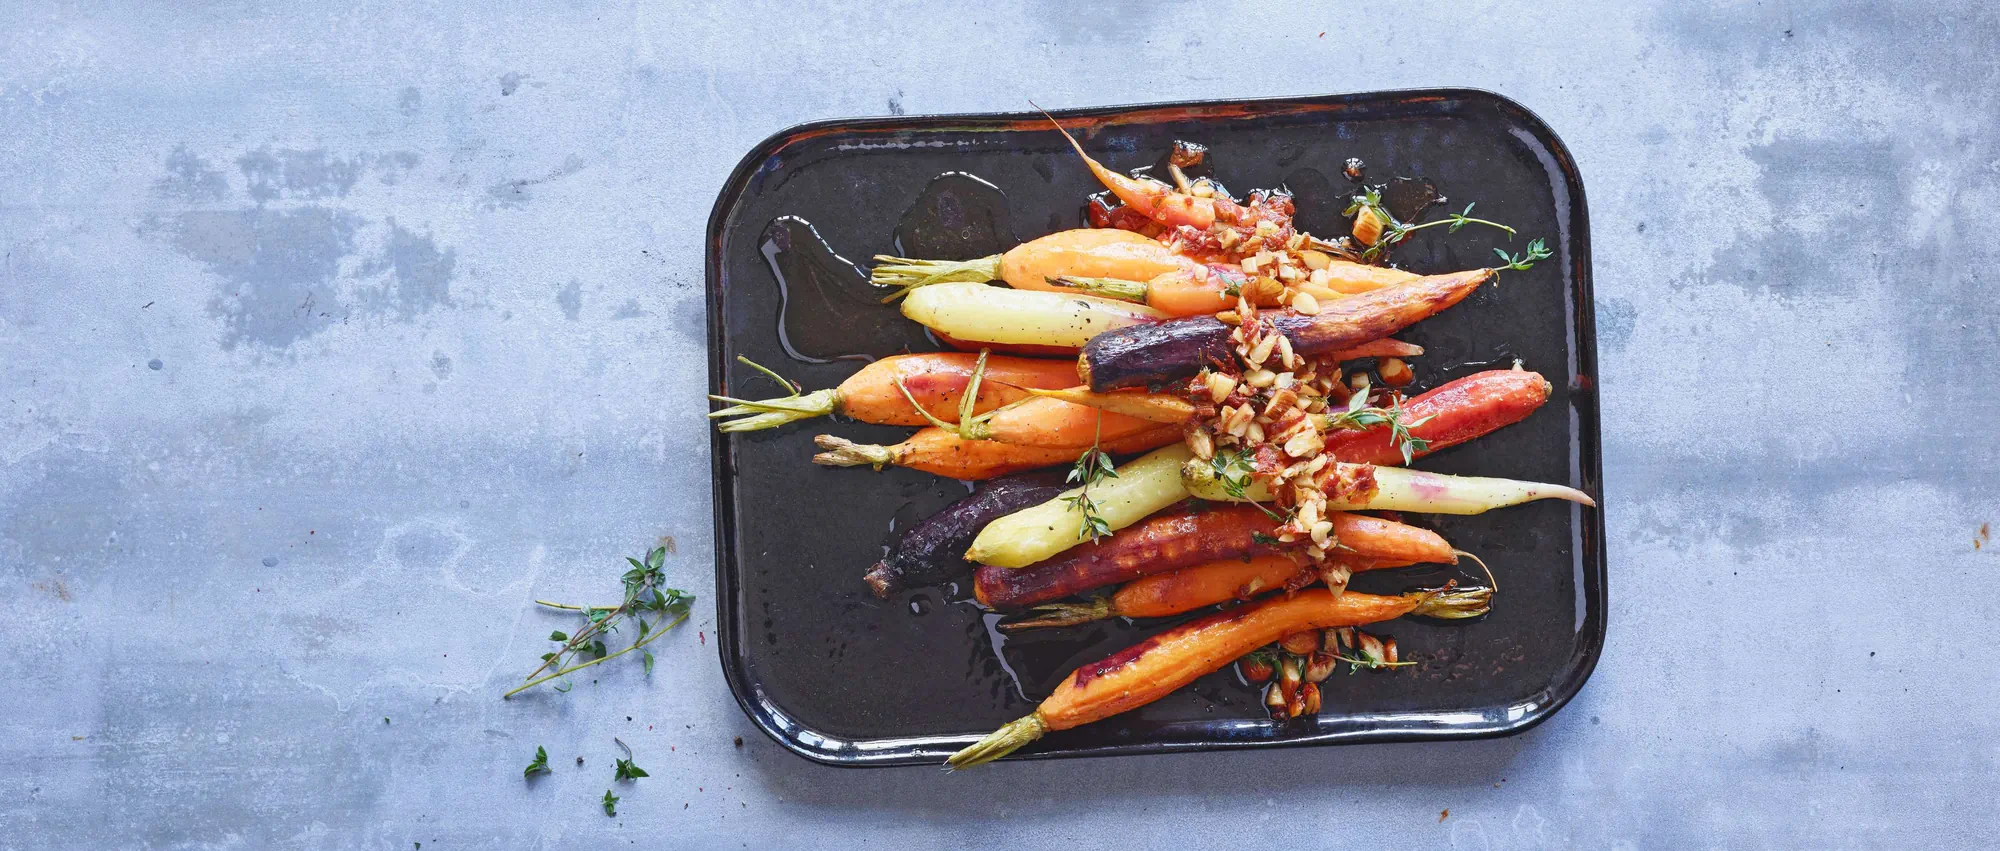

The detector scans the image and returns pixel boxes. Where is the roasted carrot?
[813,425,1179,480]
[1056,264,1265,317]
[870,228,1193,301]
[1079,268,1493,391]
[1326,368,1551,465]
[974,507,1452,609]
[1047,118,1289,234]
[1022,386,1194,424]
[1331,338,1425,360]
[954,396,1162,449]
[1183,457,1596,513]
[1061,253,1425,316]
[1308,258,1420,294]
[1001,553,1417,630]
[864,470,1069,598]
[709,353,1078,432]
[946,584,1493,768]
[966,444,1194,568]
[902,283,1167,349]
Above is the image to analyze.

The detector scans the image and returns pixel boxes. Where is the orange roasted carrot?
[709,353,1077,432]
[1327,368,1551,465]
[1311,258,1419,294]
[812,425,1179,481]
[1021,386,1194,424]
[871,228,1194,301]
[1001,554,1419,630]
[1329,338,1424,361]
[947,584,1493,768]
[958,396,1161,449]
[973,506,1452,610]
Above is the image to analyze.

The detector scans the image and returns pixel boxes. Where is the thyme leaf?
[523,746,550,777]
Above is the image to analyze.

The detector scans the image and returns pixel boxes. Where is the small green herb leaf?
[524,745,550,777]
[548,630,568,642]
[1064,417,1119,542]
[602,789,619,816]
[614,757,649,781]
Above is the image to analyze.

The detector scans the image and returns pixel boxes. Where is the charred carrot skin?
[864,470,1069,598]
[815,425,1181,481]
[1043,588,1417,730]
[1080,269,1492,392]
[975,505,1281,609]
[974,507,1452,609]
[1328,369,1552,465]
[844,353,1079,426]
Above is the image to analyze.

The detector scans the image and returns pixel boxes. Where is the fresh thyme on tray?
[709,113,1598,769]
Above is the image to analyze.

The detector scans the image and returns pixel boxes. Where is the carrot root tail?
[708,388,839,432]
[1408,584,1494,620]
[870,255,1002,302]
[945,713,1047,771]
[998,598,1115,632]
[812,435,893,470]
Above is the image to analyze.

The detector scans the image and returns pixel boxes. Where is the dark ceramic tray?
[706,89,1603,767]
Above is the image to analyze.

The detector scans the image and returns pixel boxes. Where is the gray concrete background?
[2,1,1994,848]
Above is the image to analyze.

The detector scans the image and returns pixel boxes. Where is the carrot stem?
[869,254,1003,302]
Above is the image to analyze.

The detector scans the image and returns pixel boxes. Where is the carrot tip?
[999,599,1114,632]
[811,435,893,470]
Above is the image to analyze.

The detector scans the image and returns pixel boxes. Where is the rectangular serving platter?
[707,89,1604,766]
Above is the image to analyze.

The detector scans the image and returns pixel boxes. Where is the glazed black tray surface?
[707,89,1603,766]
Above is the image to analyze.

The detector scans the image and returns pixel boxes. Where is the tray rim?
[706,87,1605,768]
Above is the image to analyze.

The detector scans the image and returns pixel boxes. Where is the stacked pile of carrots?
[709,118,1595,769]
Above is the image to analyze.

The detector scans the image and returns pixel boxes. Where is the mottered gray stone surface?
[2,2,1994,848]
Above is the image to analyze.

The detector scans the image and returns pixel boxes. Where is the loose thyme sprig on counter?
[505,545,695,698]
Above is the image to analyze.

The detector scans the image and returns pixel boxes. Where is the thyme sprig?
[1061,416,1118,542]
[1492,238,1553,272]
[1337,652,1418,674]
[1322,375,1436,464]
[506,545,695,699]
[1208,449,1287,522]
[1345,189,1520,261]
